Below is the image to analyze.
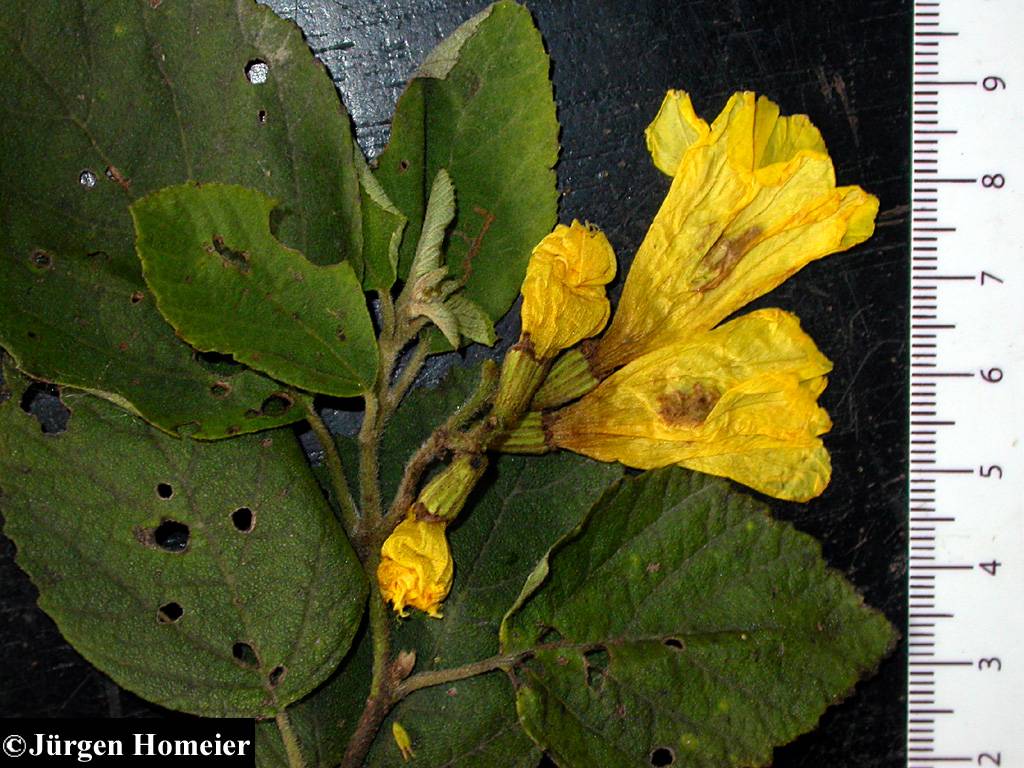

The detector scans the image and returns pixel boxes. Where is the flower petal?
[690,160,880,330]
[674,374,832,501]
[594,90,878,374]
[378,514,454,617]
[753,95,827,167]
[549,309,833,501]
[520,220,616,360]
[644,89,710,176]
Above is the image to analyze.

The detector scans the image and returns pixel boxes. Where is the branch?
[357,391,384,525]
[340,691,393,768]
[383,360,499,529]
[394,652,519,699]
[339,585,407,768]
[340,646,521,768]
[304,401,359,536]
[385,333,430,415]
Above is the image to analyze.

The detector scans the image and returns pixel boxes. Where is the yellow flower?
[513,89,878,500]
[378,513,454,618]
[547,309,832,501]
[520,220,616,361]
[591,90,878,375]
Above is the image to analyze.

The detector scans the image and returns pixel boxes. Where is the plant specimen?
[0,2,897,766]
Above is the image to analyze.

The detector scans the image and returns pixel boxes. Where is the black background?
[0,0,909,766]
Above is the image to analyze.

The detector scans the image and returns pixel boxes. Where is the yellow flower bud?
[520,220,616,361]
[592,90,878,375]
[392,722,415,762]
[548,309,834,502]
[378,513,454,618]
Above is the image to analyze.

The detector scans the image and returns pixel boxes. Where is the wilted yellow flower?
[546,309,833,501]
[520,220,616,361]
[590,90,878,375]
[378,513,453,618]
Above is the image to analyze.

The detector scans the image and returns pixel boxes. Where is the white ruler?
[909,1,1024,767]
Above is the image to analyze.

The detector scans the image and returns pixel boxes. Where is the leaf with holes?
[132,183,378,398]
[362,452,622,767]
[0,365,367,717]
[500,468,897,768]
[374,0,559,344]
[0,0,364,436]
[255,625,373,768]
[258,365,622,767]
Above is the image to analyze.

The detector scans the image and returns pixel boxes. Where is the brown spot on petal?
[695,227,762,292]
[657,382,720,427]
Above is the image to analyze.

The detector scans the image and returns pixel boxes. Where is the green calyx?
[492,342,550,427]
[531,347,601,410]
[491,412,550,454]
[416,453,489,521]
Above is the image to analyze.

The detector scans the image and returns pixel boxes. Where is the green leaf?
[408,169,457,286]
[417,298,462,349]
[255,628,373,768]
[375,0,558,338]
[365,452,621,768]
[446,294,498,346]
[356,154,407,293]
[501,467,898,768]
[132,183,379,398]
[0,0,363,436]
[0,366,367,717]
[266,366,621,767]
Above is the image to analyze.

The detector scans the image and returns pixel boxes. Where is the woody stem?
[343,298,437,767]
[394,652,519,698]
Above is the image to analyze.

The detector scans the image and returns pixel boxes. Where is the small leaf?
[132,183,378,398]
[408,169,457,286]
[417,299,462,349]
[356,153,407,293]
[446,294,497,346]
[375,0,559,338]
[0,0,364,436]
[501,467,898,768]
[0,366,367,717]
[414,5,493,79]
